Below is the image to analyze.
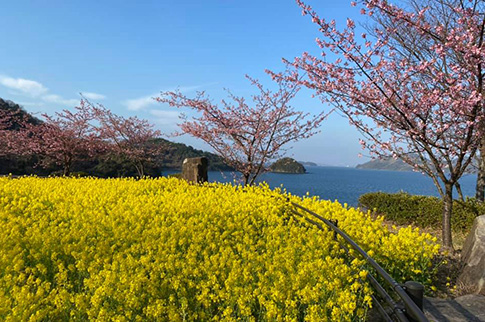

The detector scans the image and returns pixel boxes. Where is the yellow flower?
[0,176,440,320]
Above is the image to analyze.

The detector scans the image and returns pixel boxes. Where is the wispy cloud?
[0,74,81,108]
[81,92,106,100]
[0,75,48,97]
[124,94,157,111]
[148,109,182,134]
[16,101,45,107]
[149,109,181,125]
[123,83,217,111]
[42,94,78,106]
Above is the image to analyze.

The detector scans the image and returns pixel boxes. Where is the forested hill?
[155,138,231,171]
[0,98,41,128]
[0,98,230,176]
[1,98,25,114]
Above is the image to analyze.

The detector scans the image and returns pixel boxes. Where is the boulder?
[181,157,208,183]
[457,215,485,295]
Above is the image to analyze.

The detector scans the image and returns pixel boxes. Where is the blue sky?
[0,0,367,166]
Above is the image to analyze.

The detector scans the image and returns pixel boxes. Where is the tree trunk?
[476,145,485,201]
[249,175,258,186]
[455,182,464,202]
[243,173,250,186]
[135,162,144,178]
[63,163,71,176]
[442,183,454,251]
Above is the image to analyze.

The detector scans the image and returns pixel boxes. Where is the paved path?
[424,295,485,322]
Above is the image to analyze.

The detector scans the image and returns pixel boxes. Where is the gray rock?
[181,157,208,183]
[458,215,485,295]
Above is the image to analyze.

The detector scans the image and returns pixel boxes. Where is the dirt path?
[425,295,485,322]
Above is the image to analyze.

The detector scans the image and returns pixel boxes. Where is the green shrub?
[167,172,182,179]
[69,171,90,177]
[358,192,484,232]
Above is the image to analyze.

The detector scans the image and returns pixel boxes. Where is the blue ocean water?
[165,166,477,207]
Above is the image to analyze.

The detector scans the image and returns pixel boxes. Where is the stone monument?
[181,157,208,183]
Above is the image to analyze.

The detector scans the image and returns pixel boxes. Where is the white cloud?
[123,94,157,111]
[123,83,216,111]
[16,101,45,107]
[81,92,106,100]
[148,109,182,134]
[42,94,78,107]
[0,75,48,97]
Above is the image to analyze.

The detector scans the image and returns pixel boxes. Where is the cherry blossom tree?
[156,76,327,185]
[271,0,485,249]
[0,109,13,131]
[23,101,105,176]
[88,102,163,178]
[366,0,485,202]
[1,101,43,175]
[0,109,16,156]
[0,102,34,156]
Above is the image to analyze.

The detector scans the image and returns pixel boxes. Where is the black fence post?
[329,219,338,240]
[403,281,425,321]
[290,201,429,322]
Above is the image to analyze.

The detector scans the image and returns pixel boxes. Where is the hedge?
[358,192,485,232]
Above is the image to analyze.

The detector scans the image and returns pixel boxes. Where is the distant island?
[270,157,306,174]
[356,157,479,173]
[356,158,413,171]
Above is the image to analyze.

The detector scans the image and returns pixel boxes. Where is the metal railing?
[288,200,428,322]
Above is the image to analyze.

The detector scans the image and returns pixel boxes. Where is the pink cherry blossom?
[270,0,485,250]
[156,76,327,185]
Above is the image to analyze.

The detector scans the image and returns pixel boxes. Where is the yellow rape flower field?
[0,177,440,321]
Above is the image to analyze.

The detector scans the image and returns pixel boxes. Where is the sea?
[165,166,477,207]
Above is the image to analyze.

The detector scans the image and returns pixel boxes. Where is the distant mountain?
[356,156,482,174]
[299,161,318,167]
[0,97,231,176]
[356,158,413,171]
